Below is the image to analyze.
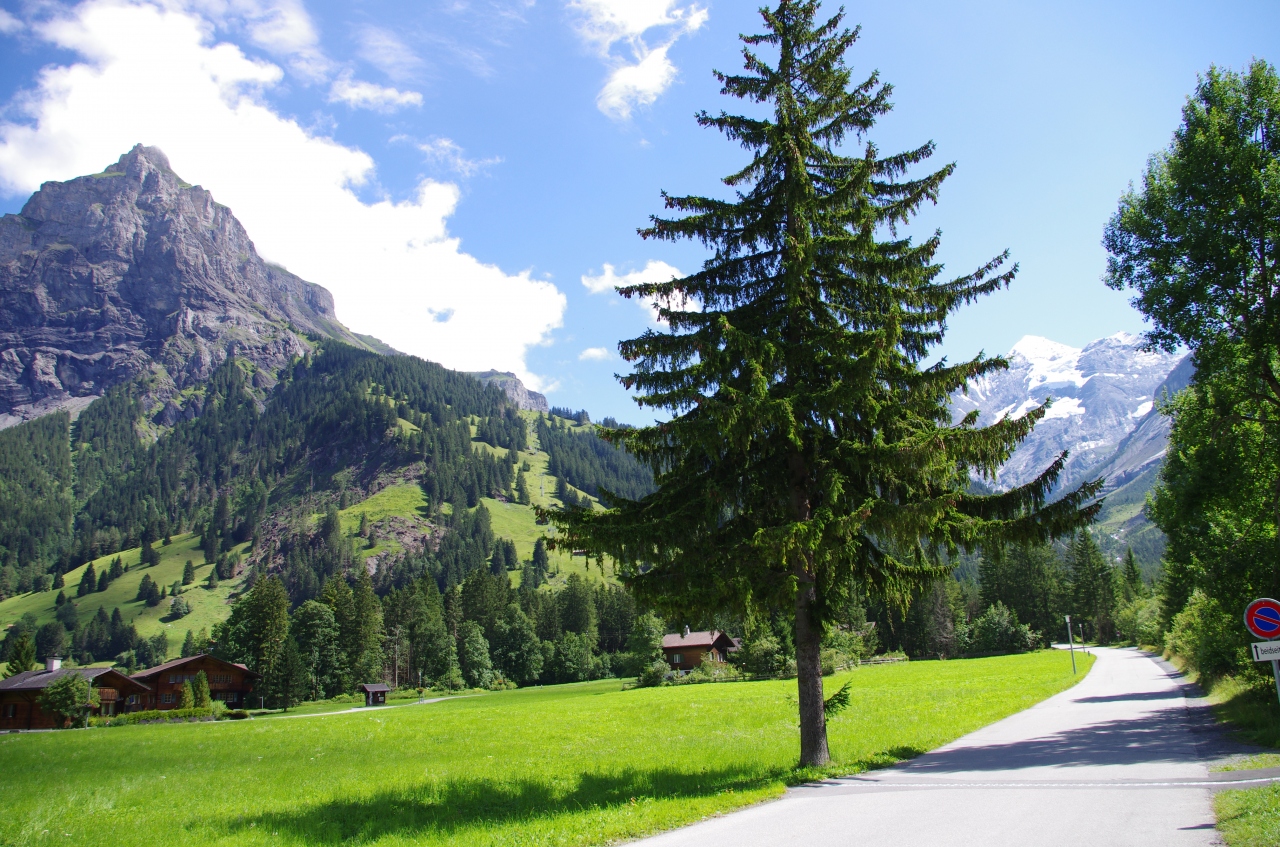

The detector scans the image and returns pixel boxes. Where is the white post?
[1272,657,1280,705]
[1065,615,1076,675]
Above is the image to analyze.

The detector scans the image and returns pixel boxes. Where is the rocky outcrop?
[0,144,376,427]
[466,370,549,412]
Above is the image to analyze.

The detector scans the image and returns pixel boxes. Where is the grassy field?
[0,650,1092,847]
[0,533,248,643]
[1216,784,1280,847]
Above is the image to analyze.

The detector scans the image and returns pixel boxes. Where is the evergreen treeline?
[874,533,1151,659]
[208,564,643,708]
[0,413,76,592]
[537,414,654,503]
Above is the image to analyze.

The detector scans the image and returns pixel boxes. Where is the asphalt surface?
[635,647,1265,847]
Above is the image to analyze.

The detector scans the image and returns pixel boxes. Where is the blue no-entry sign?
[1244,598,1280,640]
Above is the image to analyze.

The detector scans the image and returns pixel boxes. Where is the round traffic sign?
[1245,598,1280,639]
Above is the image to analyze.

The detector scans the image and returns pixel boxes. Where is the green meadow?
[0,650,1091,847]
[0,533,247,643]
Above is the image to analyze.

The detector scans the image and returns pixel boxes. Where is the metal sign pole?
[1065,615,1076,675]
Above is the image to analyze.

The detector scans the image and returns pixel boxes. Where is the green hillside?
[0,347,650,670]
[0,532,248,644]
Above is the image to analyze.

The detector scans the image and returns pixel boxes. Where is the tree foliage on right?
[548,1,1100,767]
[1105,60,1280,633]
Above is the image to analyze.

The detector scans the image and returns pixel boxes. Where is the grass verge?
[0,650,1090,847]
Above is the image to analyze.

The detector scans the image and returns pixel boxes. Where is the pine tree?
[351,569,385,685]
[77,563,96,597]
[1121,547,1143,601]
[4,631,35,677]
[52,570,64,589]
[181,629,197,657]
[179,679,195,709]
[192,670,211,708]
[182,560,195,585]
[515,470,530,505]
[547,1,1098,766]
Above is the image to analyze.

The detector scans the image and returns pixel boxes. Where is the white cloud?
[568,0,706,120]
[597,44,675,120]
[582,260,691,325]
[328,75,422,111]
[417,137,501,177]
[579,346,611,361]
[0,9,24,34]
[0,0,565,389]
[357,25,424,82]
[187,0,332,80]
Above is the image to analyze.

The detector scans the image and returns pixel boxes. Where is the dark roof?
[661,630,736,650]
[358,683,391,693]
[0,667,149,695]
[131,653,261,681]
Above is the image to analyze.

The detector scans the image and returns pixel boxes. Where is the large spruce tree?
[548,1,1099,766]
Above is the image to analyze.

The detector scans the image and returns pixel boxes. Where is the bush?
[225,709,250,720]
[636,660,670,688]
[738,634,792,677]
[1165,589,1246,681]
[89,706,219,727]
[1116,595,1163,647]
[968,603,1039,655]
[674,654,742,685]
[39,674,98,728]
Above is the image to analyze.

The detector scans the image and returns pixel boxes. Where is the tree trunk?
[795,578,830,767]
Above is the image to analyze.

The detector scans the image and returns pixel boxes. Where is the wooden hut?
[358,683,390,707]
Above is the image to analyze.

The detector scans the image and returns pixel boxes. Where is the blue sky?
[0,0,1275,423]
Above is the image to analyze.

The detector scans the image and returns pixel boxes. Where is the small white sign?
[1251,641,1280,662]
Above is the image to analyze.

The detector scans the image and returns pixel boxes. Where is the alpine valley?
[0,146,1181,665]
[0,147,653,669]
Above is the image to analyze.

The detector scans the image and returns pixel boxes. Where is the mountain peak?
[0,147,379,428]
[1008,335,1080,362]
[954,332,1185,494]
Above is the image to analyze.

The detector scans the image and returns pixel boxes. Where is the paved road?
[637,647,1265,847]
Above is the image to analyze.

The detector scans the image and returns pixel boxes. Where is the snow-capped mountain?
[952,333,1187,494]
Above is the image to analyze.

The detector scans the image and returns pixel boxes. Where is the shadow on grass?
[216,766,790,843]
[215,748,927,843]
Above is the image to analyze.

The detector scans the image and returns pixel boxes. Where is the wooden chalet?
[0,658,149,730]
[129,654,259,711]
[661,628,737,672]
[359,683,390,707]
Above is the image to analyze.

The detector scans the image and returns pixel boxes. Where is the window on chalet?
[162,693,174,704]
[2,704,15,718]
[672,653,683,664]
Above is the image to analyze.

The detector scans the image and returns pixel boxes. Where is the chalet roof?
[358,683,391,693]
[131,654,260,681]
[661,630,735,650]
[0,667,149,695]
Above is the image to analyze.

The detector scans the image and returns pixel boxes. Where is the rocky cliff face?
[0,145,373,427]
[951,333,1187,493]
[466,370,549,412]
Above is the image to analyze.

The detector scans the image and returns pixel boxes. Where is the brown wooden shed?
[359,683,390,707]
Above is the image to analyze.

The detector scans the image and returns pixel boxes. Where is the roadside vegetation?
[0,650,1090,847]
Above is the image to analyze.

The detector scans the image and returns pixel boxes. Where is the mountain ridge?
[0,144,379,428]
